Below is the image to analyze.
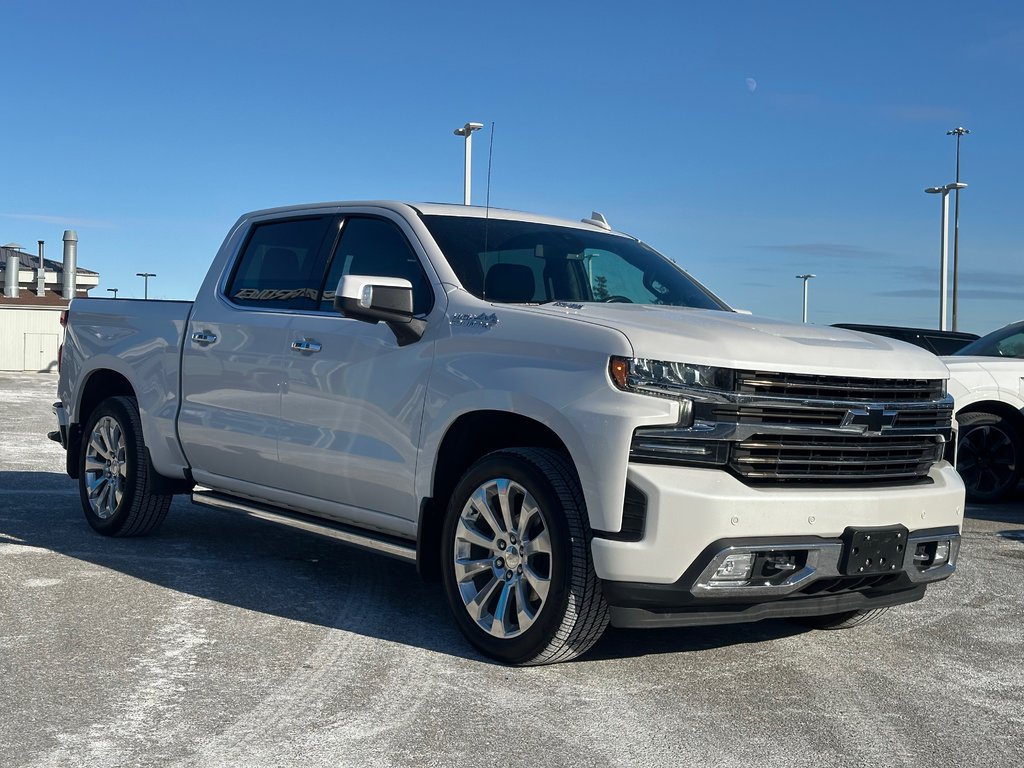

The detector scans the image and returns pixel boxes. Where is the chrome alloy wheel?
[83,415,127,519]
[453,477,553,639]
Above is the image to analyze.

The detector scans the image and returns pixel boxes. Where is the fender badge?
[450,312,499,329]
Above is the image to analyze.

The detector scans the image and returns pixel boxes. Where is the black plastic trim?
[608,585,926,628]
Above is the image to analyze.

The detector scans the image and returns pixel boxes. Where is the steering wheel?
[602,295,634,303]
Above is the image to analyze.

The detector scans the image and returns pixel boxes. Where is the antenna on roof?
[582,211,611,230]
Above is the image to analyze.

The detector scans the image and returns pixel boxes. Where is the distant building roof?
[0,288,87,307]
[0,246,99,277]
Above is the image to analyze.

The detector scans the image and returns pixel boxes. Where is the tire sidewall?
[441,451,574,664]
[79,397,142,535]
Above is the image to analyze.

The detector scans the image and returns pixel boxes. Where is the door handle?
[291,339,322,353]
[191,331,217,345]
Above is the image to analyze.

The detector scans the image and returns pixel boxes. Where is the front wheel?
[79,396,172,536]
[956,411,1023,503]
[441,448,609,665]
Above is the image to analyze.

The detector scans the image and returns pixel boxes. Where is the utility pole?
[925,183,967,331]
[453,122,483,205]
[136,272,156,299]
[795,274,815,323]
[947,127,970,330]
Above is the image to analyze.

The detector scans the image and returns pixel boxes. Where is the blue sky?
[3,0,1022,334]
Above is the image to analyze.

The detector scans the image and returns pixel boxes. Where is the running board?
[191,489,417,563]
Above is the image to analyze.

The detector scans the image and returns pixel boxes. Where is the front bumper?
[591,461,965,584]
[590,461,964,628]
[602,526,960,628]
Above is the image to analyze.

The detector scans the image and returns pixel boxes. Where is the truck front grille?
[731,434,944,483]
[716,404,953,430]
[736,371,944,402]
[630,370,952,486]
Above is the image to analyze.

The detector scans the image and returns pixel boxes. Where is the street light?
[946,127,970,331]
[795,274,815,323]
[136,272,156,299]
[925,182,968,331]
[453,121,483,205]
[107,288,119,298]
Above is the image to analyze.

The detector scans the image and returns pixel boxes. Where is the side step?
[192,489,417,563]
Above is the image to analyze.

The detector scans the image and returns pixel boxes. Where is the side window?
[226,217,332,310]
[995,331,1024,358]
[320,217,433,315]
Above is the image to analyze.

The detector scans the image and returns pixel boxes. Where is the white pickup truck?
[52,201,965,665]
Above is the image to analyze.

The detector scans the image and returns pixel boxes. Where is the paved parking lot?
[2,371,1022,767]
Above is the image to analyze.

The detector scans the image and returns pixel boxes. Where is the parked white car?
[944,320,1024,502]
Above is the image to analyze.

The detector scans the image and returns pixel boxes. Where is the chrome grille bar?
[736,371,944,402]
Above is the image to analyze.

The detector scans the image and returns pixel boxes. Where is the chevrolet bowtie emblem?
[841,407,899,433]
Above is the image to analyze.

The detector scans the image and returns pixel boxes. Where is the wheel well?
[416,410,571,581]
[959,401,1024,435]
[66,370,136,479]
[956,401,1024,464]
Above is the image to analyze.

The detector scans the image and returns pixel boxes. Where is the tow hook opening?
[913,539,952,569]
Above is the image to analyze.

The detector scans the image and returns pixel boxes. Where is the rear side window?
[320,217,433,315]
[226,217,333,310]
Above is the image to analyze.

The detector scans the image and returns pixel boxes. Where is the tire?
[78,396,173,537]
[440,448,609,665]
[794,607,890,630]
[956,411,1023,503]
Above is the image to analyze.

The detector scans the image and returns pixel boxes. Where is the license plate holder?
[840,525,908,576]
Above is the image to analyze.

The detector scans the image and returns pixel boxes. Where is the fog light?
[712,552,755,582]
[933,540,951,566]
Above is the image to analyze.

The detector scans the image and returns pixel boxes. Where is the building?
[0,231,98,371]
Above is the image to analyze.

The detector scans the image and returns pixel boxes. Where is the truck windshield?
[421,214,728,310]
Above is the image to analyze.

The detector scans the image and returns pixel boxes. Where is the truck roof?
[240,201,629,237]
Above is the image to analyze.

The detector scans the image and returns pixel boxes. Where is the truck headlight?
[609,356,734,397]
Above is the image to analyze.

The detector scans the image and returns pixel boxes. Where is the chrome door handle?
[291,339,322,353]
[191,331,217,345]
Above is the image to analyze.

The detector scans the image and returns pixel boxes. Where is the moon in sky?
[746,78,757,92]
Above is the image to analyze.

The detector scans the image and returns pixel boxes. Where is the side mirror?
[334,275,426,346]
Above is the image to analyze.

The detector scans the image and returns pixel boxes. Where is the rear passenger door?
[179,215,337,491]
[277,214,440,532]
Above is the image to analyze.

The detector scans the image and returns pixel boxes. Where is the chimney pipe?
[3,250,18,298]
[37,241,46,296]
[62,230,78,299]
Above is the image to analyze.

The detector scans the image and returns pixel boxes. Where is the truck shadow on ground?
[4,470,811,665]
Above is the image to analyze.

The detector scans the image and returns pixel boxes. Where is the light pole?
[946,127,970,331]
[453,121,483,205]
[795,274,815,323]
[925,182,967,331]
[136,272,156,299]
[107,288,119,298]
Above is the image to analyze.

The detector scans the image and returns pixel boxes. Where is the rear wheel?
[441,448,609,665]
[794,607,890,630]
[79,396,172,536]
[956,411,1023,503]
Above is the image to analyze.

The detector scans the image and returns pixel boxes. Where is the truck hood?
[527,304,950,379]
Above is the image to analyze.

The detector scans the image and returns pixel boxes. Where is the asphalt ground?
[1,371,1022,767]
